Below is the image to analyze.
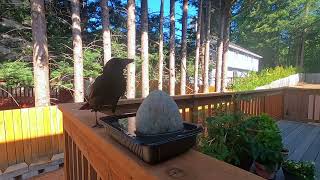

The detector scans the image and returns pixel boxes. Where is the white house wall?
[227,50,259,72]
[211,46,261,88]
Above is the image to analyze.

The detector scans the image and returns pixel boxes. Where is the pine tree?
[180,0,188,95]
[221,0,231,92]
[141,0,149,97]
[101,0,112,64]
[169,0,176,95]
[215,0,224,92]
[158,0,164,91]
[203,0,211,93]
[194,0,202,94]
[127,0,136,98]
[71,0,84,102]
[31,0,50,106]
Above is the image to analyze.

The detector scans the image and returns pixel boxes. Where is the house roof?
[228,43,263,59]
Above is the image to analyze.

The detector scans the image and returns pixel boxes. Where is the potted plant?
[282,160,316,180]
[243,115,283,179]
[199,112,253,170]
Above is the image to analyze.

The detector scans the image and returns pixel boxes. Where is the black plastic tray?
[100,114,203,164]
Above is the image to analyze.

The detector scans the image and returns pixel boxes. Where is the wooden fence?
[0,87,73,110]
[0,106,63,172]
[283,88,320,121]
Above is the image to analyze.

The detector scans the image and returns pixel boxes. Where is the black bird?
[80,58,133,128]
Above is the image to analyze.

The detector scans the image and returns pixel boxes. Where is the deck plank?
[277,120,320,180]
[302,132,320,162]
[279,121,301,138]
[282,123,308,145]
[289,126,320,161]
[285,125,315,156]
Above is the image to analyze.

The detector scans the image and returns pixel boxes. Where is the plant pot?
[281,148,289,160]
[282,167,303,180]
[238,154,253,171]
[254,161,278,180]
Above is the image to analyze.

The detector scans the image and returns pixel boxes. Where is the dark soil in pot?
[238,154,253,171]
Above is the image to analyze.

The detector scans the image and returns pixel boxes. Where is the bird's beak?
[123,58,134,66]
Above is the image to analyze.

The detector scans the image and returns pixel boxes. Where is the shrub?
[199,112,248,165]
[0,61,33,87]
[243,115,283,170]
[232,66,297,91]
[283,160,316,180]
[199,113,283,171]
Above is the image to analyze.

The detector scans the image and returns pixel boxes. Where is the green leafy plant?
[0,61,33,87]
[50,48,103,89]
[243,115,283,171]
[283,160,316,180]
[199,112,249,165]
[232,66,298,91]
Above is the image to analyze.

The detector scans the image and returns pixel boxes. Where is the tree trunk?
[221,1,231,92]
[71,0,84,102]
[200,3,206,92]
[127,0,136,98]
[194,0,202,94]
[299,33,305,68]
[101,0,111,64]
[158,0,164,91]
[203,0,211,93]
[299,2,309,69]
[295,36,301,67]
[180,0,188,95]
[141,0,149,97]
[215,0,224,93]
[31,0,50,106]
[169,0,176,96]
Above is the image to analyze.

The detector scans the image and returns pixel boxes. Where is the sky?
[87,0,198,37]
[146,0,197,36]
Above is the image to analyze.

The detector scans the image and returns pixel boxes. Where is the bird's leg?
[111,104,117,114]
[92,111,103,128]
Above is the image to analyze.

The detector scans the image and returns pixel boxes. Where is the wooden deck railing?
[111,87,285,124]
[0,106,63,172]
[60,103,262,180]
[0,86,319,178]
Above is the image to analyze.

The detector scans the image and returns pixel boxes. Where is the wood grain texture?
[0,106,63,172]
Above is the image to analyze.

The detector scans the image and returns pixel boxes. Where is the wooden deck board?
[302,132,320,162]
[279,121,301,138]
[277,120,320,180]
[285,125,315,156]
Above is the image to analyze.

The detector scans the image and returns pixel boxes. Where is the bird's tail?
[79,102,90,110]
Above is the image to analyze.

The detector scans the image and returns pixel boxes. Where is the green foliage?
[243,115,283,170]
[232,0,320,70]
[50,60,74,89]
[200,113,283,171]
[83,48,103,78]
[0,61,33,87]
[50,48,103,89]
[283,160,316,180]
[199,112,248,165]
[232,66,297,91]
